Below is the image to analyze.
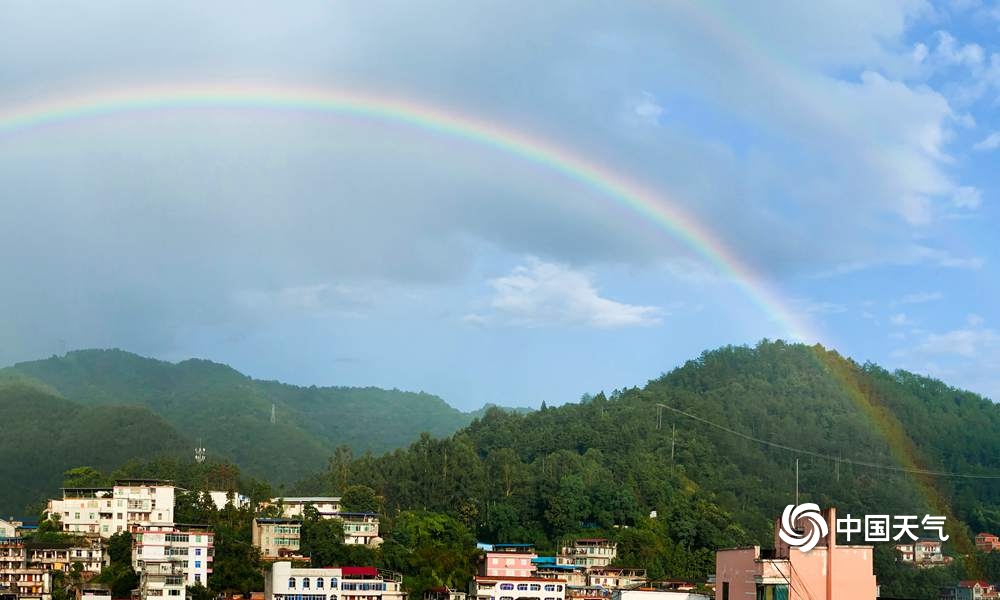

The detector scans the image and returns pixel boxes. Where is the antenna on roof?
[195,439,206,464]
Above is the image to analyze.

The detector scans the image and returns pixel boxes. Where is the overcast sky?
[1,1,998,409]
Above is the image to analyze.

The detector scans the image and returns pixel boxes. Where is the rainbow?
[0,83,818,342]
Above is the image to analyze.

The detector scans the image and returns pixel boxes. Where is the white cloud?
[912,43,929,63]
[967,313,985,327]
[890,313,911,326]
[951,186,983,209]
[974,132,1000,151]
[913,327,1000,358]
[483,259,663,328]
[892,291,944,305]
[933,31,984,67]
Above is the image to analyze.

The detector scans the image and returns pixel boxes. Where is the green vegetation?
[0,380,190,513]
[0,348,503,509]
[288,341,1000,598]
[11,341,1000,599]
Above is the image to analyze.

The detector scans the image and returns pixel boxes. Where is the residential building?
[586,568,647,590]
[976,533,1000,553]
[45,480,176,538]
[252,519,302,559]
[269,498,342,519]
[612,591,709,600]
[0,522,14,540]
[714,507,877,600]
[339,513,380,546]
[0,537,51,600]
[938,581,1000,600]
[532,559,586,587]
[133,523,214,594]
[896,539,950,567]
[424,587,468,600]
[558,540,617,569]
[79,583,111,600]
[564,585,611,600]
[27,540,104,575]
[207,491,250,511]
[480,544,537,578]
[470,576,566,600]
[264,561,405,600]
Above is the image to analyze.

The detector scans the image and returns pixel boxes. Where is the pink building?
[714,508,877,600]
[481,544,537,578]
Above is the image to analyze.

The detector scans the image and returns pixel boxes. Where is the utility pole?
[671,424,676,463]
[795,458,800,506]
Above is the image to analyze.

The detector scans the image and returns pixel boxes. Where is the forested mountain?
[0,379,190,512]
[288,341,1000,596]
[1,349,484,488]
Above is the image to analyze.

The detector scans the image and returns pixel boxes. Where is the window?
[516,585,528,591]
[168,591,180,597]
[195,549,202,556]
[529,585,540,591]
[303,578,311,589]
[195,574,201,584]
[544,585,556,592]
[317,579,325,589]
[195,561,202,569]
[722,583,729,600]
[499,584,514,591]
[289,578,297,589]
[329,578,338,589]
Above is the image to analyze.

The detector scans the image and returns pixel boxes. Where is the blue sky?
[0,1,998,409]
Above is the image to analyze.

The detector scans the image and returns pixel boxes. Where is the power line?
[654,402,1000,480]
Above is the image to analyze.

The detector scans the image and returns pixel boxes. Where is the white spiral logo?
[778,503,828,553]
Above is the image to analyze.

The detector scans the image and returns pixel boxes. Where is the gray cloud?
[0,0,983,366]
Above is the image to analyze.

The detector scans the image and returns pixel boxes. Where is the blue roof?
[532,557,557,564]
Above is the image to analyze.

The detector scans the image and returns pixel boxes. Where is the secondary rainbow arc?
[0,84,817,342]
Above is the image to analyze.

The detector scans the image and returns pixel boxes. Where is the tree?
[62,467,111,488]
[341,485,380,514]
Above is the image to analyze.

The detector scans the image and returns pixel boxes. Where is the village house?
[976,534,1000,553]
[939,580,1000,600]
[268,497,342,520]
[895,539,951,568]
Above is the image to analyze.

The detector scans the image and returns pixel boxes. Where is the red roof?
[476,576,567,583]
[341,567,378,577]
[959,580,991,588]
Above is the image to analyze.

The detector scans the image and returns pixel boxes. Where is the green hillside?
[289,341,1000,596]
[0,379,190,513]
[1,349,483,485]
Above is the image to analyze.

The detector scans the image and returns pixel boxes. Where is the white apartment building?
[207,491,250,511]
[586,568,646,590]
[133,523,214,594]
[252,518,303,559]
[470,576,567,600]
[557,540,617,569]
[46,479,176,538]
[0,520,15,539]
[270,497,342,519]
[340,513,380,546]
[264,561,405,600]
[0,537,51,600]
